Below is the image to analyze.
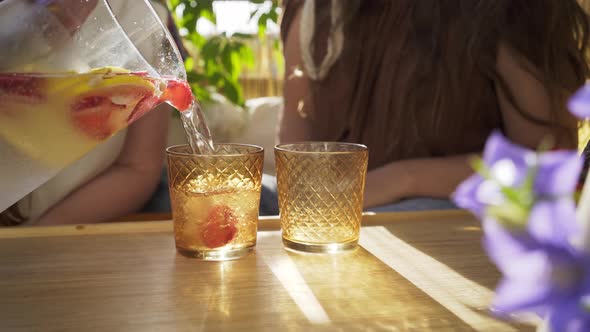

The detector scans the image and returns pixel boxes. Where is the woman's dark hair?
[283,0,590,167]
[344,1,590,139]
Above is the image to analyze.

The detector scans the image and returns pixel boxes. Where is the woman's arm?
[362,156,473,208]
[36,104,170,225]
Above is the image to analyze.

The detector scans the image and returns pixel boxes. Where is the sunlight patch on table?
[258,233,331,325]
[360,226,538,331]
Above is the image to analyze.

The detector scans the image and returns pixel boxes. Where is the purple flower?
[483,197,589,331]
[490,239,590,332]
[483,198,579,278]
[536,151,583,197]
[568,84,590,119]
[491,243,580,316]
[549,294,590,332]
[453,131,533,218]
[492,244,590,320]
[452,130,589,331]
[482,217,538,269]
[483,131,535,173]
[452,131,582,220]
[453,174,489,218]
[528,199,580,246]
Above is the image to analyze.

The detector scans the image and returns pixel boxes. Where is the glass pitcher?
[0,0,190,212]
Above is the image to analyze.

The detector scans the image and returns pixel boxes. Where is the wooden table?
[0,211,536,331]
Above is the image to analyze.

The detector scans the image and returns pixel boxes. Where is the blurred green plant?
[166,0,281,107]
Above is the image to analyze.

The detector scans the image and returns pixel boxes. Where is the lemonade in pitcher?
[0,67,192,168]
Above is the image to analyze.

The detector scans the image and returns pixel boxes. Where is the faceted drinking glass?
[275,142,368,253]
[167,144,264,260]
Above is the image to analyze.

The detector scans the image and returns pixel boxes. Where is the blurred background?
[167,0,283,104]
[164,0,590,159]
[165,0,284,172]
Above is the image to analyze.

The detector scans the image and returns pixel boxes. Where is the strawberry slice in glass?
[202,204,239,249]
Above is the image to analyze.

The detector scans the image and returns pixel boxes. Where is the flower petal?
[482,218,537,269]
[549,298,590,332]
[528,199,579,246]
[492,275,552,315]
[500,249,555,281]
[483,131,535,172]
[452,174,486,217]
[568,84,590,119]
[491,243,582,318]
[535,152,583,196]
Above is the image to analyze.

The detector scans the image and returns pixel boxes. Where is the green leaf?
[487,203,529,230]
[249,10,259,21]
[186,70,203,84]
[180,13,198,32]
[200,9,216,24]
[239,44,255,68]
[192,84,212,104]
[201,38,221,61]
[221,79,244,106]
[209,72,224,85]
[184,57,194,71]
[221,44,236,78]
[268,8,279,22]
[499,186,530,206]
[230,51,242,78]
[259,12,270,25]
[196,0,216,24]
[232,32,255,40]
[257,12,269,37]
[168,0,184,8]
[189,33,206,48]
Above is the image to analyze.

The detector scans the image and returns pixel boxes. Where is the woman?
[261,0,590,214]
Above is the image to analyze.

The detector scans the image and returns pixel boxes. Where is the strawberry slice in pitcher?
[126,95,159,124]
[71,96,123,140]
[0,74,45,99]
[160,79,193,111]
[202,204,238,249]
[70,73,158,140]
[0,74,45,114]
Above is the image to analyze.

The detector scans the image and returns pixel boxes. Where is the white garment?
[19,132,127,223]
[14,0,170,224]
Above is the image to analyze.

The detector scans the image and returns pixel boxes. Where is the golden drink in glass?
[275,142,368,253]
[167,144,264,260]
